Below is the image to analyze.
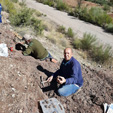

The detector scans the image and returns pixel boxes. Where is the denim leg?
[47,53,53,61]
[57,84,80,97]
[41,53,53,61]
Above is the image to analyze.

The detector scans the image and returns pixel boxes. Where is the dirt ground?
[63,0,113,19]
[0,16,113,113]
[63,0,99,7]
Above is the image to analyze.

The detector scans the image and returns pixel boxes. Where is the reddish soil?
[63,0,99,7]
[63,0,78,7]
[108,13,113,19]
[0,16,113,113]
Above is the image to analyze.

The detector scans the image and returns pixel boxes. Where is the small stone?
[17,71,21,76]
[12,88,16,92]
[98,65,101,68]
[12,94,15,98]
[19,109,22,113]
[10,64,13,67]
[24,86,27,90]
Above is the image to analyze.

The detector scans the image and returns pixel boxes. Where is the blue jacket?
[52,57,83,87]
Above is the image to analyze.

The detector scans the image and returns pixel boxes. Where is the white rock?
[19,109,22,113]
[11,88,16,92]
[12,94,15,98]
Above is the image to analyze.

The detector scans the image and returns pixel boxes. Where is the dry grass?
[45,30,70,47]
[78,50,88,59]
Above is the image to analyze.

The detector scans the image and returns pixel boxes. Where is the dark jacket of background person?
[52,56,83,87]
[23,39,48,59]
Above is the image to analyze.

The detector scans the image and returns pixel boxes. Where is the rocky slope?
[0,12,113,113]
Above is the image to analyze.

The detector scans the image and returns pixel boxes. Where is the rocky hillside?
[0,12,113,113]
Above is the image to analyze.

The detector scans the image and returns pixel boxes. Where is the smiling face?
[64,48,72,61]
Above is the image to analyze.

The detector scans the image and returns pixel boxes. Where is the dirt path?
[22,0,113,49]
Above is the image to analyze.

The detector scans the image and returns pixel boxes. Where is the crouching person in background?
[20,34,57,63]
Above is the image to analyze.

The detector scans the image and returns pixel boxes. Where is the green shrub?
[73,7,81,17]
[66,27,74,38]
[36,0,69,12]
[89,7,102,24]
[11,0,18,3]
[57,25,66,34]
[19,0,26,7]
[91,44,112,64]
[103,4,110,11]
[56,0,69,11]
[30,17,44,35]
[105,23,113,33]
[102,14,113,27]
[73,38,82,49]
[88,7,109,26]
[72,32,113,63]
[79,7,89,21]
[81,33,97,50]
[85,0,112,6]
[43,0,55,7]
[34,10,43,17]
[72,7,113,30]
[10,7,32,26]
[68,9,75,16]
[1,0,16,14]
[35,0,43,2]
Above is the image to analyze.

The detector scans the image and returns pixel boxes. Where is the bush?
[91,44,112,64]
[85,0,112,6]
[34,10,43,17]
[66,27,74,38]
[81,33,97,50]
[9,4,44,34]
[1,0,16,14]
[57,25,66,34]
[79,7,89,21]
[73,38,82,49]
[88,7,103,24]
[68,9,75,16]
[73,32,113,63]
[56,0,69,11]
[11,0,18,3]
[10,7,32,26]
[71,7,113,30]
[43,0,55,7]
[105,23,113,33]
[19,0,26,7]
[103,4,110,11]
[88,7,112,26]
[30,17,44,35]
